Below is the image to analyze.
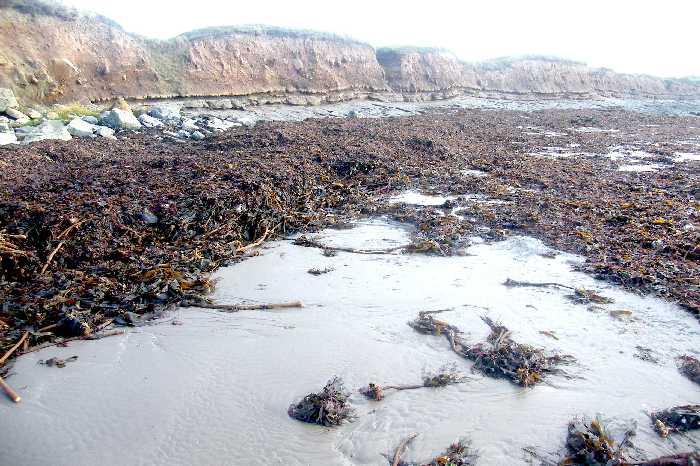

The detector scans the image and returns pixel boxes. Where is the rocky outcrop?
[1,1,699,107]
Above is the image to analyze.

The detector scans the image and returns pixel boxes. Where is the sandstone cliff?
[1,0,698,107]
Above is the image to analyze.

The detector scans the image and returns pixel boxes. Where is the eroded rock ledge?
[1,0,699,107]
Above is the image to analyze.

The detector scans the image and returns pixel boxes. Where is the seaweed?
[409,313,573,386]
[651,405,700,437]
[359,363,467,401]
[287,377,354,426]
[677,356,700,385]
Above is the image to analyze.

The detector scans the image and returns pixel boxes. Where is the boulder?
[81,115,99,125]
[236,116,256,127]
[206,99,233,110]
[26,109,42,119]
[95,126,115,138]
[190,131,205,141]
[180,119,199,132]
[0,122,16,145]
[0,131,17,145]
[100,109,142,130]
[22,120,72,143]
[5,108,30,125]
[0,88,18,113]
[46,111,59,120]
[148,105,181,123]
[176,130,191,139]
[138,113,163,128]
[67,117,96,137]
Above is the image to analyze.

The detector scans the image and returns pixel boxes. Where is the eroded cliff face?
[1,3,698,107]
[0,8,387,105]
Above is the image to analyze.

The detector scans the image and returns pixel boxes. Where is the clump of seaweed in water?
[287,377,353,426]
[387,434,477,466]
[651,405,700,437]
[409,312,573,386]
[677,355,700,385]
[560,416,699,465]
[567,288,614,305]
[359,363,467,401]
[561,417,627,465]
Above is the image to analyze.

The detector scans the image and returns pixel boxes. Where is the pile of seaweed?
[287,377,354,426]
[409,312,572,386]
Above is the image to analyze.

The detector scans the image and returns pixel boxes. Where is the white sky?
[63,0,699,78]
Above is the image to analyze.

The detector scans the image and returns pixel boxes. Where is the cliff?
[1,1,699,106]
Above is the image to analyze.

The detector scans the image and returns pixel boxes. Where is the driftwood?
[0,374,20,403]
[294,235,407,255]
[503,278,574,290]
[22,330,125,355]
[392,433,419,466]
[0,331,28,365]
[181,300,304,312]
[360,364,467,401]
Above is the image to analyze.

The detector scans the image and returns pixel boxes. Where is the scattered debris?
[503,278,574,290]
[651,405,700,437]
[288,377,354,426]
[39,356,78,368]
[294,235,406,255]
[567,288,615,305]
[633,346,659,364]
[308,267,334,275]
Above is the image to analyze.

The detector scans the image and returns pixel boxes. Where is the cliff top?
[177,24,368,45]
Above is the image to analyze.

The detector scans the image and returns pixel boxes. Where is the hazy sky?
[63,0,699,78]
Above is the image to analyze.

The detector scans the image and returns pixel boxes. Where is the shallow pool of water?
[1,219,698,466]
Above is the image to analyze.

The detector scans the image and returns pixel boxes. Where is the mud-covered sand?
[1,107,699,357]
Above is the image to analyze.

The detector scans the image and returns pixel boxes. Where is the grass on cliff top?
[178,24,367,45]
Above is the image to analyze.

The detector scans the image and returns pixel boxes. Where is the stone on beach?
[22,120,72,143]
[138,113,164,128]
[0,88,18,113]
[100,108,142,130]
[67,117,97,137]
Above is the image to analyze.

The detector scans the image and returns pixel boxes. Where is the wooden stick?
[37,323,60,333]
[0,331,28,366]
[22,330,125,355]
[392,433,418,466]
[0,375,21,403]
[295,237,407,255]
[236,225,279,253]
[40,240,65,274]
[56,218,88,240]
[182,301,304,312]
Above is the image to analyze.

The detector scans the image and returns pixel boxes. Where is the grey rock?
[206,99,233,110]
[236,116,256,127]
[0,116,9,123]
[81,115,99,125]
[190,130,205,141]
[100,109,141,130]
[180,119,199,132]
[176,129,191,139]
[67,117,96,137]
[95,126,115,138]
[141,208,158,224]
[181,99,207,109]
[0,121,10,133]
[46,111,59,120]
[5,108,30,125]
[138,113,164,128]
[148,105,181,123]
[205,117,238,132]
[0,129,17,145]
[26,109,42,119]
[22,120,72,143]
[0,88,18,113]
